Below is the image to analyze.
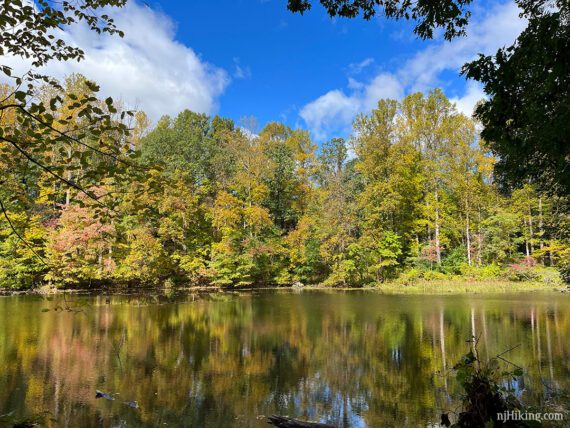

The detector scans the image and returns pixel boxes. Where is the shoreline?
[0,280,567,297]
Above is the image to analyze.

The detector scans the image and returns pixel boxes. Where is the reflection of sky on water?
[0,291,568,427]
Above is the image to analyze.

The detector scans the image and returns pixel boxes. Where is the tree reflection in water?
[0,291,568,427]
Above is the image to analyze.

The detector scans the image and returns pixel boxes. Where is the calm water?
[0,290,568,427]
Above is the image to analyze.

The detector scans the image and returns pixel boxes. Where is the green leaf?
[84,81,100,92]
[15,91,27,102]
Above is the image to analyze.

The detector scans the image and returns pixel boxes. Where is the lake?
[0,290,568,427]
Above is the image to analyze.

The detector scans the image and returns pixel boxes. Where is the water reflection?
[0,291,568,427]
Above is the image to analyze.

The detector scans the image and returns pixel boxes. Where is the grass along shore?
[368,279,566,294]
[2,277,567,296]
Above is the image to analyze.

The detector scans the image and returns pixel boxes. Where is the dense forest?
[0,75,568,289]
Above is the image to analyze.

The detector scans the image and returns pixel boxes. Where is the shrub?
[461,263,505,280]
[442,246,469,275]
[423,270,448,281]
[506,262,540,282]
[535,267,563,285]
[163,278,175,289]
[396,268,423,285]
[558,260,570,285]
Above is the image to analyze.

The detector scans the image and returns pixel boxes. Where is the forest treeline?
[0,76,568,289]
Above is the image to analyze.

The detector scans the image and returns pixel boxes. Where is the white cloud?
[402,1,524,92]
[233,58,252,80]
[300,91,361,141]
[2,1,229,122]
[450,81,486,118]
[347,57,375,75]
[300,73,404,140]
[300,1,526,140]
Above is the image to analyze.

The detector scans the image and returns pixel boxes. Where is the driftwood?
[267,415,336,428]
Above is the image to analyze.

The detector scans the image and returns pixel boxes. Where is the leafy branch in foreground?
[1,1,136,264]
[1,0,133,197]
[1,0,127,68]
[1,77,134,203]
[462,0,570,196]
[287,0,473,40]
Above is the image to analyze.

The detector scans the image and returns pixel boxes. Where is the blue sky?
[148,0,525,139]
[5,0,527,141]
[146,0,421,125]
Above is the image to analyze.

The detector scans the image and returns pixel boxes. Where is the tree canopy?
[0,0,133,251]
[287,0,570,195]
[463,0,569,195]
[287,0,473,40]
[1,88,567,288]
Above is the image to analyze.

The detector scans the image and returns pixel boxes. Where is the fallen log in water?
[266,415,336,428]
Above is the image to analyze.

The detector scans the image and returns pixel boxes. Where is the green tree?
[313,138,361,286]
[352,98,423,260]
[258,123,303,230]
[480,208,520,264]
[463,0,569,195]
[140,110,219,186]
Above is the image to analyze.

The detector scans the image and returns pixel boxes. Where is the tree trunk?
[65,176,72,206]
[416,234,420,258]
[65,147,72,207]
[528,205,534,254]
[538,196,545,264]
[477,206,482,266]
[524,218,530,260]
[98,252,103,274]
[465,196,471,266]
[435,190,441,264]
[426,196,432,243]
